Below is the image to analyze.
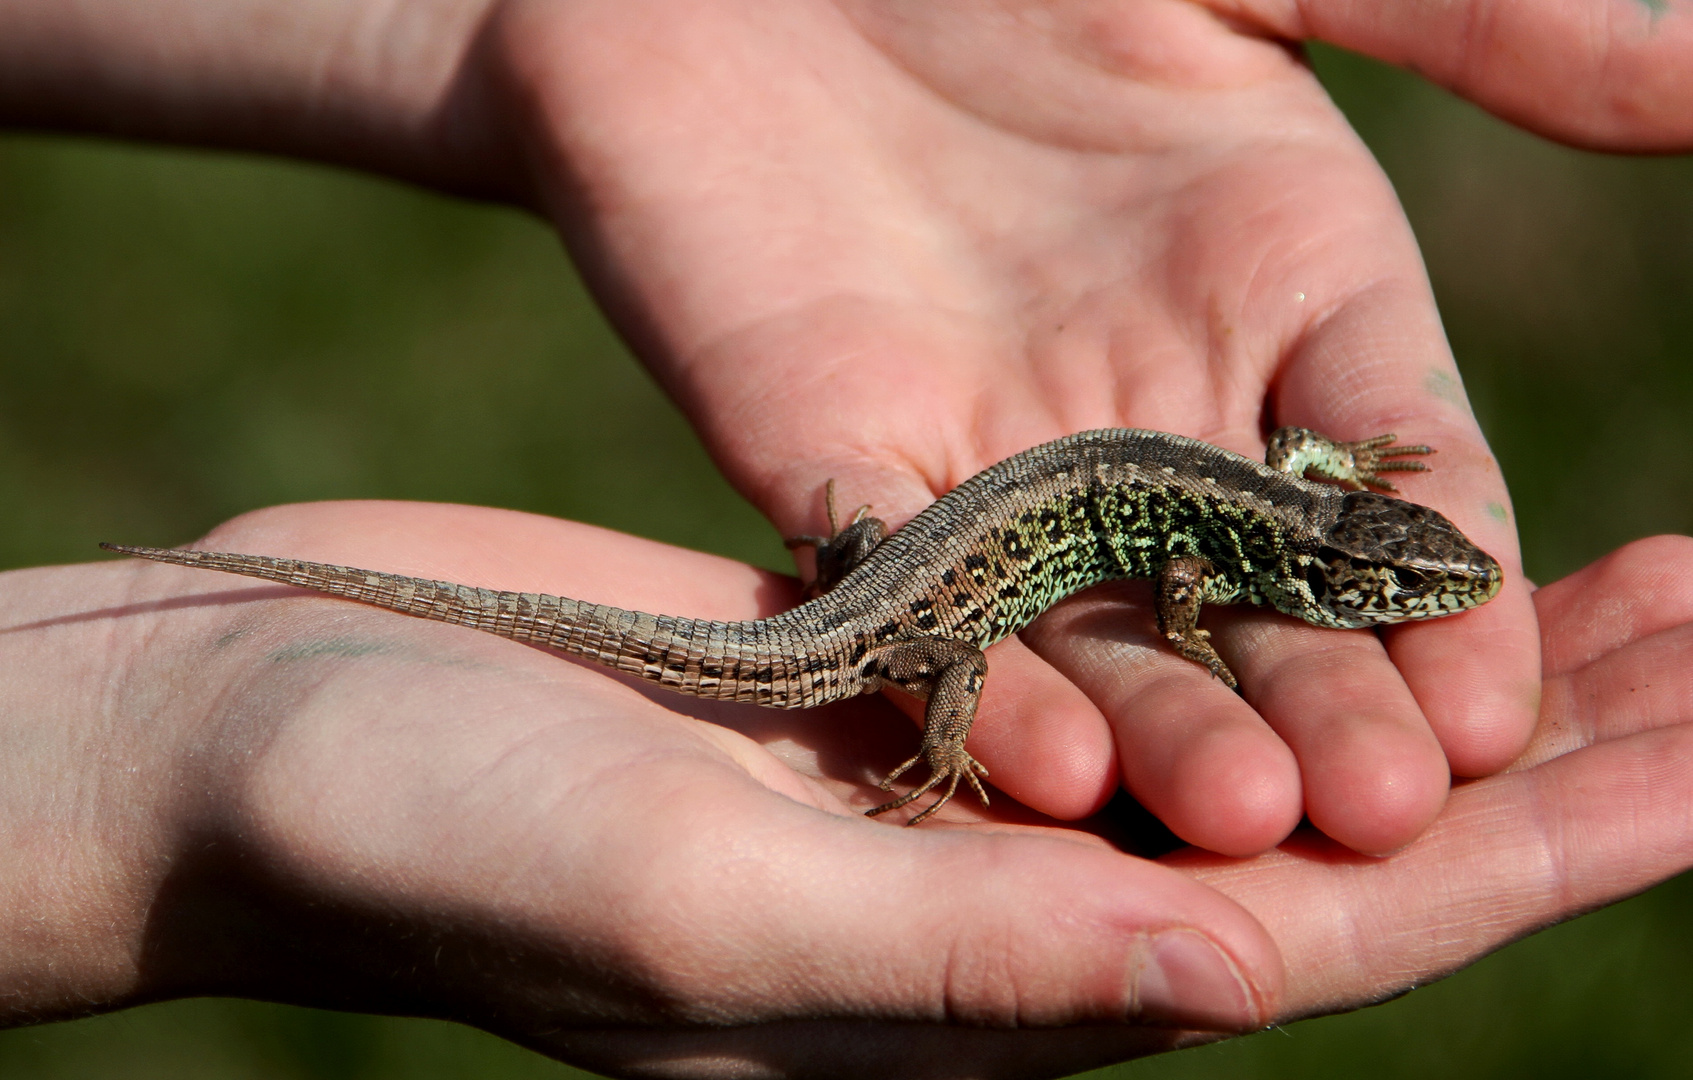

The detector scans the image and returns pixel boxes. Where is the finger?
[1178,722,1693,1020]
[1224,0,1693,150]
[1206,605,1448,856]
[1022,583,1304,858]
[1531,534,1693,679]
[961,634,1120,821]
[1272,284,1542,777]
[1513,535,1693,769]
[1525,621,1693,770]
[1380,580,1541,775]
[1026,578,1448,857]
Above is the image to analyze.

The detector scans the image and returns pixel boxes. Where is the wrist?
[0,0,524,199]
[0,562,199,1024]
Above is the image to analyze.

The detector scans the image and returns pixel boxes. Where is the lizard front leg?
[1156,556,1238,689]
[861,637,991,825]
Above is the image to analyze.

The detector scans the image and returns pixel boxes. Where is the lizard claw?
[865,750,990,825]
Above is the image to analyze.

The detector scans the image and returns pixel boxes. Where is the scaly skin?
[104,427,1501,824]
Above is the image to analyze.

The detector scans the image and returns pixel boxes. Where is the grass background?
[2,44,1691,1079]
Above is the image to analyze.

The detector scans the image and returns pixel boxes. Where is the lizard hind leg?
[863,638,992,826]
[784,479,890,597]
[1265,427,1433,492]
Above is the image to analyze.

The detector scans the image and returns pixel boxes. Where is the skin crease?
[4,501,1693,1080]
[0,0,1689,1072]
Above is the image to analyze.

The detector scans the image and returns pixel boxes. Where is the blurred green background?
[2,43,1691,1080]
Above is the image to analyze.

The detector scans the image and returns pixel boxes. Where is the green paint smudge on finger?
[1425,368,1469,410]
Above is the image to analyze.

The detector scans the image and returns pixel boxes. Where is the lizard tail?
[100,544,814,707]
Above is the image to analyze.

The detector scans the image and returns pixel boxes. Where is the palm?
[490,0,1538,854]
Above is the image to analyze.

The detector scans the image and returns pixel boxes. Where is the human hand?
[9,503,1691,1080]
[480,0,1690,856]
[0,500,1280,1075]
[1170,533,1693,1025]
[1011,531,1693,1056]
[7,0,1690,861]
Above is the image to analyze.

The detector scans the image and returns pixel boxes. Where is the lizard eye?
[1391,567,1435,596]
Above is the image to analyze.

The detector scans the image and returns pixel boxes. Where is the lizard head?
[1295,491,1502,628]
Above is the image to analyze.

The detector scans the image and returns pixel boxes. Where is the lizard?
[102,427,1502,825]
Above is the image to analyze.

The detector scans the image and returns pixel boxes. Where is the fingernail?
[1133,929,1260,1031]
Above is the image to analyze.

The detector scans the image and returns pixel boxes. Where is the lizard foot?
[1155,556,1240,690]
[1164,626,1239,690]
[1266,427,1433,492]
[784,479,887,597]
[865,747,991,826]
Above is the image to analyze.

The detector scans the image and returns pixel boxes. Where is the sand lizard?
[104,427,1502,824]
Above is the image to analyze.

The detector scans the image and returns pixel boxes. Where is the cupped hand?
[4,0,1688,861]
[16,500,1277,1076]
[19,503,1693,1080]
[1181,532,1693,1022]
[477,0,1693,855]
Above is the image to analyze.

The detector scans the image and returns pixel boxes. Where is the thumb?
[539,792,1283,1077]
